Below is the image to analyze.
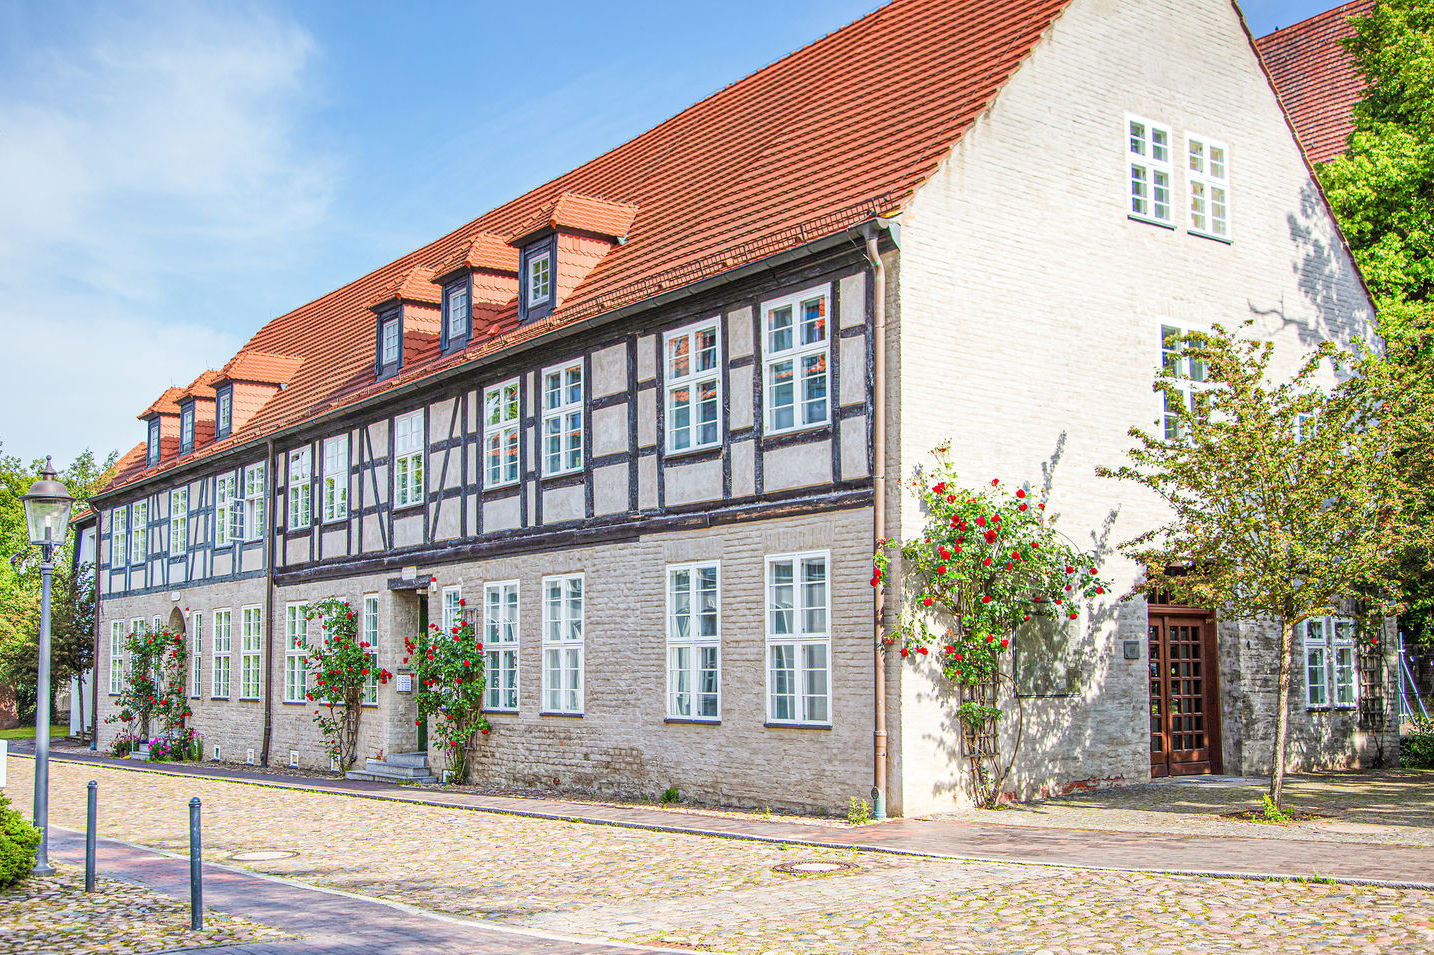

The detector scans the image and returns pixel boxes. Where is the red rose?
[1018,503,1028,512]
[976,517,986,527]
[953,653,964,661]
[937,565,948,575]
[916,647,928,655]
[458,598,466,607]
[991,478,999,486]
[1000,639,1009,648]
[932,482,947,494]
[953,545,962,554]
[415,719,421,725]
[1038,503,1045,510]
[923,597,934,607]
[981,595,991,604]
[939,546,950,559]
[900,647,910,658]
[984,530,997,543]
[1096,587,1105,595]
[1015,489,1026,499]
[463,659,470,667]
[983,558,993,567]
[1069,612,1078,620]
[945,493,957,503]
[1089,568,1098,575]
[481,728,489,735]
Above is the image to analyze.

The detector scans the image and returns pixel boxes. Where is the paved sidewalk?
[22,749,1434,886]
[45,828,671,955]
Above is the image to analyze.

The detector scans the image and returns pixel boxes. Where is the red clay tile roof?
[1255,0,1373,166]
[181,369,221,401]
[219,351,305,386]
[432,233,520,281]
[510,192,641,246]
[138,387,185,420]
[100,0,1074,496]
[364,266,443,309]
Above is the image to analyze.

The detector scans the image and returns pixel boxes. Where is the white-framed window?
[484,580,520,712]
[217,388,232,436]
[1127,115,1173,226]
[442,585,463,633]
[362,594,380,705]
[322,435,349,523]
[1186,133,1230,240]
[484,379,521,487]
[288,447,312,529]
[189,610,203,698]
[667,562,720,721]
[541,361,583,476]
[146,420,160,466]
[242,463,265,540]
[108,621,125,694]
[1304,617,1357,709]
[763,285,830,434]
[112,507,128,569]
[379,313,401,367]
[394,410,425,508]
[180,405,194,450]
[212,609,232,698]
[528,250,551,306]
[1160,324,1207,441]
[541,573,584,714]
[170,488,188,555]
[215,474,237,546]
[285,603,308,703]
[445,281,470,343]
[240,605,263,700]
[153,615,162,634]
[765,552,831,725]
[131,500,148,564]
[665,318,722,453]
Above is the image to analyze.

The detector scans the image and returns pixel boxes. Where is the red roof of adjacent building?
[1255,0,1373,166]
[101,0,1076,495]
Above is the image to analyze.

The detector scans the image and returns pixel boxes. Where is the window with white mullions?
[180,404,194,452]
[444,281,470,345]
[288,447,312,529]
[212,609,232,698]
[362,594,380,705]
[528,251,551,306]
[240,605,263,699]
[442,585,463,633]
[667,562,720,720]
[1127,115,1173,226]
[1160,324,1206,441]
[542,362,583,476]
[285,603,308,703]
[665,319,722,452]
[484,379,521,487]
[1304,617,1357,709]
[131,500,148,564]
[215,474,237,545]
[394,410,425,508]
[766,552,831,725]
[1186,134,1230,240]
[541,574,583,714]
[109,621,125,694]
[112,507,128,568]
[242,464,265,540]
[323,435,349,522]
[379,313,401,369]
[217,388,232,437]
[170,488,188,555]
[763,286,830,434]
[484,580,520,712]
[189,611,203,698]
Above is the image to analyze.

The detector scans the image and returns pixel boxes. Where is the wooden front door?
[1148,610,1222,777]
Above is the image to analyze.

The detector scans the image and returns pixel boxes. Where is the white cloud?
[0,1,336,463]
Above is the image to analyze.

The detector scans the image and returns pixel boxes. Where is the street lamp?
[22,457,75,877]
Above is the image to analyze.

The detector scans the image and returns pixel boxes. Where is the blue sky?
[0,0,1345,466]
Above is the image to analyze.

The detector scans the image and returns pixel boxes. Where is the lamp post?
[22,457,75,877]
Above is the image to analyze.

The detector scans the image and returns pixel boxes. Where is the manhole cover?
[772,860,861,876]
[227,849,299,862]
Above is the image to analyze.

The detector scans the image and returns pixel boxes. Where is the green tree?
[1099,325,1426,806]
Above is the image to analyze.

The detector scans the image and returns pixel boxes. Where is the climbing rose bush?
[305,598,392,771]
[105,626,190,748]
[874,444,1108,720]
[405,601,490,783]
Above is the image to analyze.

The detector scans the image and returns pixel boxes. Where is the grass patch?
[0,726,68,741]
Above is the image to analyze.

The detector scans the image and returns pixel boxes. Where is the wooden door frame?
[1148,602,1224,776]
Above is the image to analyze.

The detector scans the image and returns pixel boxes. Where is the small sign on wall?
[395,672,413,693]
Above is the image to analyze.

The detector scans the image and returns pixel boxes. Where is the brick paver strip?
[45,827,674,955]
[24,750,1434,887]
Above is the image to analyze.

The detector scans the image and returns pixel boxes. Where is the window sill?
[539,710,584,718]
[1187,229,1232,245]
[764,420,829,439]
[482,479,520,494]
[280,699,309,706]
[393,501,424,512]
[1128,213,1176,230]
[764,721,832,730]
[664,443,723,460]
[540,468,584,482]
[665,717,721,725]
[210,696,229,702]
[321,515,348,526]
[1306,705,1358,713]
[483,707,519,715]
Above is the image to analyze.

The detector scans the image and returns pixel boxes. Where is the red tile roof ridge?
[138,387,185,419]
[219,351,305,386]
[364,265,443,309]
[1257,0,1373,44]
[182,369,222,400]
[432,233,520,280]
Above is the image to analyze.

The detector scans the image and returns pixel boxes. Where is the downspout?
[864,223,889,820]
[259,437,277,767]
[90,509,100,750]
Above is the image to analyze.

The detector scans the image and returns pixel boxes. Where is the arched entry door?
[1148,605,1223,776]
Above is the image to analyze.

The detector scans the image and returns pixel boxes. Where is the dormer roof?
[508,192,640,247]
[139,387,185,420]
[432,233,521,283]
[365,266,442,311]
[181,369,222,402]
[218,351,305,387]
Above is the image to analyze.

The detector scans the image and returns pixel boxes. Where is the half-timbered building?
[91,0,1398,814]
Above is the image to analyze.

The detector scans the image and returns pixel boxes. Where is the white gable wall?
[889,0,1374,815]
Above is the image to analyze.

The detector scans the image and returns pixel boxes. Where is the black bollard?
[85,781,97,893]
[188,797,202,931]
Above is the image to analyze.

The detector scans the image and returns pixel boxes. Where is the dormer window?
[528,251,551,306]
[146,419,160,467]
[441,279,471,353]
[519,239,556,325]
[216,385,233,440]
[179,402,195,455]
[376,308,402,380]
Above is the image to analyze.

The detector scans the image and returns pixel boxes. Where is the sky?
[0,0,1347,467]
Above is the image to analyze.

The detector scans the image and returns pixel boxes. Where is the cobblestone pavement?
[937,770,1434,847]
[8,759,1434,954]
[0,861,291,954]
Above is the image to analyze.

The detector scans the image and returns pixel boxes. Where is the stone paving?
[0,861,291,954]
[7,759,1434,953]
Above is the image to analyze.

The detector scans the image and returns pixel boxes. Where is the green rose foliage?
[406,608,490,782]
[305,598,390,769]
[104,627,189,739]
[875,444,1107,693]
[0,791,41,888]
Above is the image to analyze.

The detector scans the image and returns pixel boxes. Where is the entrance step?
[345,751,437,785]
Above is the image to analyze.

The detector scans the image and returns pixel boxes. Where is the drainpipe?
[90,509,100,750]
[259,437,277,767]
[864,223,889,820]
